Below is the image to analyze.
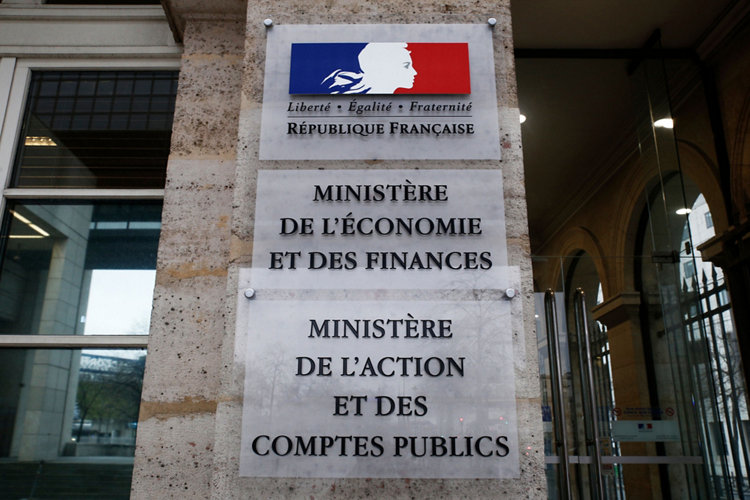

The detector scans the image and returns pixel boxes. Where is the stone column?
[131,15,245,499]
[135,1,545,498]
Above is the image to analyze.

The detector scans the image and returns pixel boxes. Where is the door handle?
[544,290,572,500]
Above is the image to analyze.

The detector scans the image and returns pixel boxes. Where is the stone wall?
[133,1,545,498]
[132,17,245,498]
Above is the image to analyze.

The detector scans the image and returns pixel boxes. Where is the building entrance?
[537,242,748,499]
[527,51,750,498]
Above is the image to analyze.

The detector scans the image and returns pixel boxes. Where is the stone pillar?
[134,1,545,498]
[131,16,245,499]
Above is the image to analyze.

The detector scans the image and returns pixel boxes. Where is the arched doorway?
[536,172,750,499]
[536,251,618,499]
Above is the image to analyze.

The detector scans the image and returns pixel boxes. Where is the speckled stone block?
[132,17,245,500]
[132,414,218,499]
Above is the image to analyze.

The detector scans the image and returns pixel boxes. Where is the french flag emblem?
[289,42,471,95]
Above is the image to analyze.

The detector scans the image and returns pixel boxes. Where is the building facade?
[0,0,748,499]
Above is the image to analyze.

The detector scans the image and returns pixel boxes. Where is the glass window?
[0,348,145,498]
[0,202,161,335]
[683,260,695,278]
[704,211,714,229]
[13,71,177,189]
[0,68,176,498]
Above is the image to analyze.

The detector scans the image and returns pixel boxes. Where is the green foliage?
[74,354,145,440]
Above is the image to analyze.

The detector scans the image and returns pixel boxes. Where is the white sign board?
[239,168,519,478]
[250,169,508,290]
[259,24,501,160]
[238,295,520,478]
[611,421,681,442]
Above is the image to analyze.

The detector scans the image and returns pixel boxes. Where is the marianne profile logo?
[289,42,471,95]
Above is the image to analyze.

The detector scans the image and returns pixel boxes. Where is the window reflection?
[0,202,161,335]
[72,351,145,451]
[13,71,177,189]
[0,348,145,498]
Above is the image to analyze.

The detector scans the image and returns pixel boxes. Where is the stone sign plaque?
[259,24,501,160]
[238,295,520,478]
[239,167,520,478]
[249,169,508,290]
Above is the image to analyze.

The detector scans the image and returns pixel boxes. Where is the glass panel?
[0,348,144,500]
[612,464,708,499]
[0,201,161,335]
[630,52,750,496]
[680,194,750,494]
[536,291,570,496]
[520,35,749,499]
[536,254,724,499]
[536,256,625,499]
[12,71,177,189]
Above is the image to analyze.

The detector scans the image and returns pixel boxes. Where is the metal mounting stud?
[488,18,497,27]
[244,288,256,299]
[504,288,516,299]
[263,18,273,27]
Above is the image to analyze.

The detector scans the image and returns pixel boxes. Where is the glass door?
[536,273,624,500]
[535,255,715,500]
[532,49,750,498]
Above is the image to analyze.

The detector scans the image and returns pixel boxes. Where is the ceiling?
[510,0,740,250]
